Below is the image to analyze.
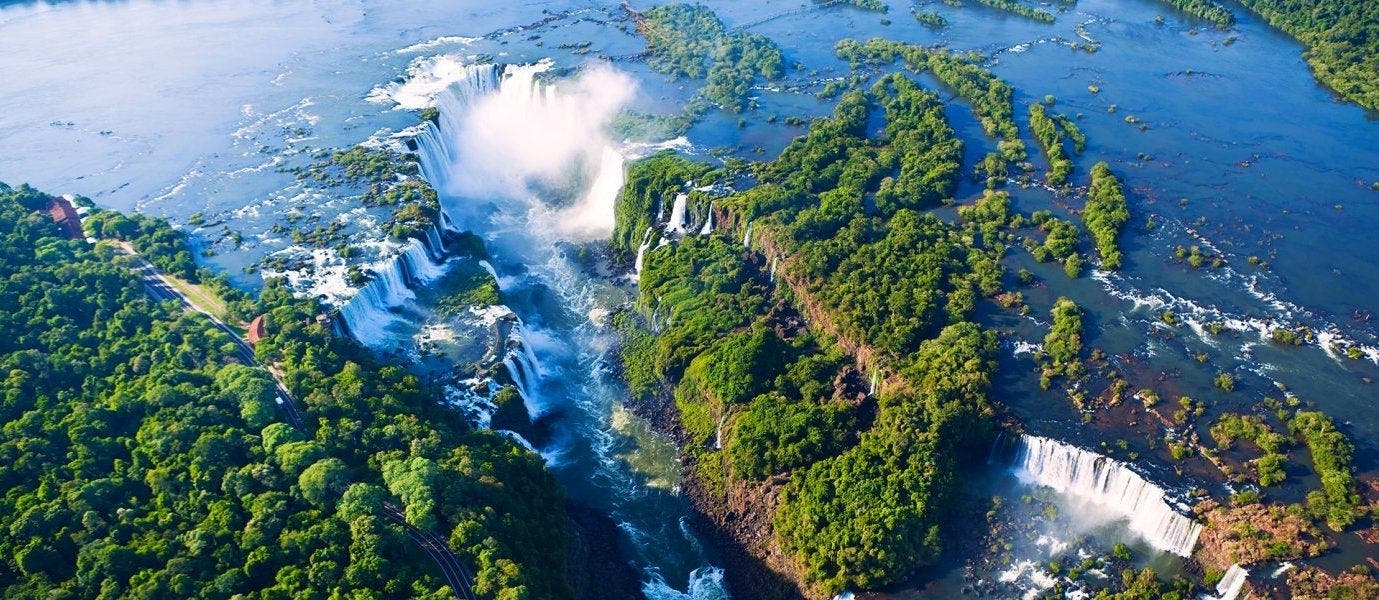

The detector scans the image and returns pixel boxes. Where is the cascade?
[667,193,688,234]
[1203,564,1248,600]
[419,223,447,261]
[699,202,713,235]
[338,282,400,345]
[633,226,654,274]
[412,62,502,194]
[869,370,878,396]
[712,415,726,450]
[742,220,753,247]
[338,235,449,347]
[503,352,536,405]
[338,256,415,347]
[398,238,447,285]
[987,430,1006,465]
[497,429,538,453]
[1012,435,1203,557]
[769,256,779,283]
[400,56,726,598]
[501,321,545,411]
[478,259,499,283]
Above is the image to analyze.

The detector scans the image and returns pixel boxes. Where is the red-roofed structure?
[246,315,267,344]
[46,196,82,239]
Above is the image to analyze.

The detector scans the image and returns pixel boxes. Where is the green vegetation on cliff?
[611,151,714,262]
[0,183,577,599]
[619,70,1004,594]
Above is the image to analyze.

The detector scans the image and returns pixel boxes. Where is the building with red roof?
[45,196,82,239]
[246,315,267,345]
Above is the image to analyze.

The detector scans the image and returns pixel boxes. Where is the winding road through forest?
[118,241,481,600]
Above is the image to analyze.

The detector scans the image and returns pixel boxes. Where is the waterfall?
[742,220,753,247]
[699,202,714,235]
[634,226,654,274]
[869,370,878,396]
[768,256,779,283]
[398,238,447,285]
[338,256,415,346]
[419,223,447,261]
[1012,435,1203,557]
[337,234,451,347]
[411,62,502,195]
[986,430,1006,465]
[667,193,689,234]
[497,429,538,453]
[712,415,726,450]
[478,259,500,284]
[501,321,545,411]
[1203,564,1248,600]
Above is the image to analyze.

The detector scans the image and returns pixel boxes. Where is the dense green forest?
[1082,162,1130,269]
[1237,0,1379,110]
[1027,102,1076,186]
[1156,0,1236,27]
[973,0,1055,23]
[0,183,578,599]
[638,3,785,113]
[618,71,1004,594]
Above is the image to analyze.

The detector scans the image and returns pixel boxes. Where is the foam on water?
[641,568,731,600]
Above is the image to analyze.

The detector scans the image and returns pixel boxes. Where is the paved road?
[380,502,481,600]
[128,252,304,428]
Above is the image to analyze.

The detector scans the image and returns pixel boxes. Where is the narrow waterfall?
[1012,435,1204,557]
[419,223,447,262]
[633,226,654,274]
[986,430,1006,465]
[699,203,713,235]
[501,321,545,412]
[1203,564,1248,600]
[742,220,753,247]
[667,193,689,234]
[768,256,779,283]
